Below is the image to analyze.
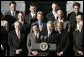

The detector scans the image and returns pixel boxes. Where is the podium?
[31,42,56,56]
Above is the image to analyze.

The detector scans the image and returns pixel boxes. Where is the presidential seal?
[39,42,48,51]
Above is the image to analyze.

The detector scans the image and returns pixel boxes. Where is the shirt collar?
[52,11,57,14]
[11,10,15,14]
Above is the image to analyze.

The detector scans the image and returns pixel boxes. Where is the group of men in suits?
[1,1,83,56]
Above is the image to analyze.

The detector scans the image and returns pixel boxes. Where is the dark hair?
[52,1,57,4]
[9,1,16,6]
[31,23,39,32]
[32,23,39,28]
[18,11,24,15]
[18,11,25,20]
[73,2,80,8]
[51,1,60,11]
[30,3,37,7]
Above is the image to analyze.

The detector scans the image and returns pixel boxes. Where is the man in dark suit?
[8,21,27,56]
[42,21,58,43]
[41,21,59,56]
[25,3,37,32]
[46,2,60,22]
[27,23,42,56]
[4,1,19,31]
[32,11,46,33]
[73,21,83,56]
[17,11,30,39]
[67,2,83,32]
[67,2,83,56]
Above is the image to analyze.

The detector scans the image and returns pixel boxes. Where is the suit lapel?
[29,14,32,19]
[44,31,48,42]
[8,11,12,15]
[15,11,18,18]
[48,30,54,42]
[8,10,18,18]
[13,31,20,47]
[15,12,17,18]
[19,32,23,44]
[51,12,55,21]
[32,33,36,43]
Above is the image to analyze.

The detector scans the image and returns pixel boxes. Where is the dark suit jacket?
[25,13,37,34]
[56,30,70,55]
[46,12,55,22]
[42,30,59,44]
[25,13,37,25]
[73,30,83,52]
[67,12,83,32]
[8,30,26,56]
[4,10,19,31]
[41,30,59,56]
[20,22,30,38]
[27,32,42,56]
[4,10,19,18]
[1,26,9,56]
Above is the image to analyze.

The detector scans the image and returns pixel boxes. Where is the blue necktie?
[39,22,42,31]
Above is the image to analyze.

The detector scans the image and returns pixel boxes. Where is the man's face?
[29,6,36,13]
[57,10,63,17]
[57,23,62,31]
[73,6,80,13]
[14,22,20,30]
[47,24,53,31]
[18,13,24,21]
[9,4,16,11]
[37,14,43,21]
[32,25,39,32]
[52,4,59,11]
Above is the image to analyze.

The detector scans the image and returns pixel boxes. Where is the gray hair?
[47,21,54,28]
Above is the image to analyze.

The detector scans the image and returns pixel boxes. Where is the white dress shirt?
[52,11,58,19]
[34,32,39,38]
[48,31,51,37]
[30,12,36,18]
[11,11,15,17]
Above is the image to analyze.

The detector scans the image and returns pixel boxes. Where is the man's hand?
[57,51,63,56]
[32,51,39,56]
[1,44,4,50]
[77,51,83,55]
[15,49,22,54]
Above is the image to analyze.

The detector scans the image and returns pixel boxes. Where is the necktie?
[39,22,42,31]
[12,13,14,17]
